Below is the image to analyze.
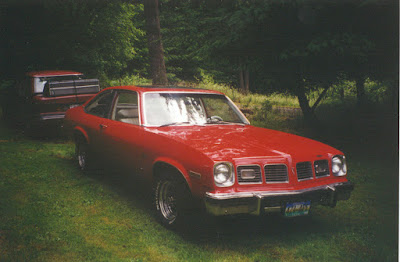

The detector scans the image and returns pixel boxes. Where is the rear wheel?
[154,175,192,228]
[75,136,92,172]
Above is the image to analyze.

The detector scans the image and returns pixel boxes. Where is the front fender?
[152,157,192,189]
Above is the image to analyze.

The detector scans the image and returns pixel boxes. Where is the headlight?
[214,162,234,187]
[332,155,347,176]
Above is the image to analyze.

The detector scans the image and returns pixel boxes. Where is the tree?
[164,0,397,125]
[144,0,168,85]
[0,1,146,79]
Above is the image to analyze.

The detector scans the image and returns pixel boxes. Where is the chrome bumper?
[28,113,65,127]
[204,182,354,216]
[38,113,65,121]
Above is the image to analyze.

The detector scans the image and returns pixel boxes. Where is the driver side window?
[85,91,115,118]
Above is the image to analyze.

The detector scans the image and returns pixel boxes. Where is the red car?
[65,85,354,227]
[5,70,99,135]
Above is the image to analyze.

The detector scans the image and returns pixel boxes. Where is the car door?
[83,90,116,159]
[101,90,145,175]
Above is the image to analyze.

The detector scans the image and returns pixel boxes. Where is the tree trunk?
[356,76,365,105]
[296,84,319,126]
[239,69,244,91]
[191,0,201,8]
[339,88,344,101]
[144,0,168,85]
[391,81,399,113]
[311,84,330,112]
[244,69,250,93]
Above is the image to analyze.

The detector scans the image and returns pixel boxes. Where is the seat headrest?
[118,108,138,118]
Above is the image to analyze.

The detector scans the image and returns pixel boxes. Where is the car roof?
[27,70,83,77]
[104,85,224,94]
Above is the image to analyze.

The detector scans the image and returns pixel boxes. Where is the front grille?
[264,164,288,183]
[314,160,330,177]
[237,165,262,184]
[296,161,313,180]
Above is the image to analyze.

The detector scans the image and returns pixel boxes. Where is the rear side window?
[111,91,139,125]
[85,91,115,118]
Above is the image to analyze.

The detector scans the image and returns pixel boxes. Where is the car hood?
[147,125,342,161]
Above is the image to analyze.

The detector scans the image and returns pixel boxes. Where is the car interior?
[114,105,139,125]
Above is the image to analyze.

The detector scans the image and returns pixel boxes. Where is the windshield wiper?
[205,121,245,125]
[205,121,230,125]
[159,121,191,127]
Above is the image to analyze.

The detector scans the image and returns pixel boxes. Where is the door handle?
[99,124,108,129]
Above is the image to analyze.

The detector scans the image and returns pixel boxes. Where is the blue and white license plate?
[284,201,311,217]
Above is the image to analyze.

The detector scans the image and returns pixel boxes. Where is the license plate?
[284,201,311,217]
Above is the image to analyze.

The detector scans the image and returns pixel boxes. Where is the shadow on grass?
[82,161,348,247]
[50,126,395,261]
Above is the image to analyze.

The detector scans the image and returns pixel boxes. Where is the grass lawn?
[0,104,398,261]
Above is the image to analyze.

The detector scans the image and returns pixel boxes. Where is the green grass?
[102,73,300,110]
[105,75,152,88]
[0,117,397,261]
[184,76,300,109]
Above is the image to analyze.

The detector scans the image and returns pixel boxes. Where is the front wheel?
[154,176,192,228]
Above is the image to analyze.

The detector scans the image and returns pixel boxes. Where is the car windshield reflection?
[143,93,248,126]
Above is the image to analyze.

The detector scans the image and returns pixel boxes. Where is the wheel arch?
[73,126,89,144]
[152,160,192,193]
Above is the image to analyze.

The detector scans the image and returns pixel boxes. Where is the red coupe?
[65,85,354,227]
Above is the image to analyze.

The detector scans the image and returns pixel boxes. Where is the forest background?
[0,0,398,122]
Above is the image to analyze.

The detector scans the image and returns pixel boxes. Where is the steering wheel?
[208,115,223,122]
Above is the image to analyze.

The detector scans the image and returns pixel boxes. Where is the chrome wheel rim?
[77,144,86,169]
[159,181,177,223]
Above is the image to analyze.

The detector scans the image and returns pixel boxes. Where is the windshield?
[143,93,249,126]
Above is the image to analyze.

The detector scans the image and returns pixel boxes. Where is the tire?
[75,136,92,172]
[154,175,192,228]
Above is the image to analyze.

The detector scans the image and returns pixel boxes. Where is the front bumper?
[205,181,354,216]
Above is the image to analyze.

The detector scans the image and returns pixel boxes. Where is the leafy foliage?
[158,0,397,122]
[1,1,147,79]
[0,0,397,120]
